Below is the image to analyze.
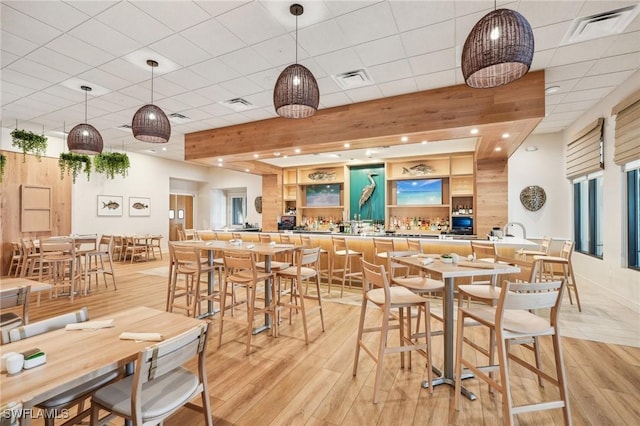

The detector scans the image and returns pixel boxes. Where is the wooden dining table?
[0,306,205,426]
[172,240,297,332]
[393,255,520,400]
[0,277,52,307]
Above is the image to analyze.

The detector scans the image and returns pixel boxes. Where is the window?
[573,173,603,258]
[226,191,246,226]
[628,167,639,270]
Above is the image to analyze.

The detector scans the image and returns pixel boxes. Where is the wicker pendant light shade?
[462,8,534,88]
[132,60,171,143]
[273,4,319,119]
[67,86,103,155]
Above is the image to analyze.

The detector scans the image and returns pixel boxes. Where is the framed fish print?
[97,195,123,217]
[129,196,151,217]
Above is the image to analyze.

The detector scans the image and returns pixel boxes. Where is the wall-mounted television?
[396,179,442,205]
[306,184,341,207]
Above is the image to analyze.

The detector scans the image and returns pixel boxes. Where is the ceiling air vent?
[220,97,254,112]
[117,124,132,132]
[561,5,639,45]
[331,69,374,90]
[168,112,191,124]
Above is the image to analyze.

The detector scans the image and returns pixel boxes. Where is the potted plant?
[58,152,91,183]
[11,129,48,162]
[0,153,6,183]
[94,152,130,179]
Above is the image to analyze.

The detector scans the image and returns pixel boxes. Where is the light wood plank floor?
[6,258,640,425]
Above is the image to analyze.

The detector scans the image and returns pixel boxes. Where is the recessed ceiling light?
[495,147,502,152]
[470,128,479,135]
[545,85,560,94]
[217,158,223,162]
[161,147,167,151]
[421,140,428,144]
[283,155,288,158]
[245,168,250,172]
[274,152,280,156]
[502,133,510,138]
[525,146,538,152]
[401,136,409,142]
[344,143,350,148]
[218,163,223,167]
[253,154,259,158]
[294,148,301,154]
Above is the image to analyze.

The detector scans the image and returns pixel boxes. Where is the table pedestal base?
[421,366,477,400]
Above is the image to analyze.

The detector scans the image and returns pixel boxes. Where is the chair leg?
[422,301,433,394]
[568,265,581,312]
[552,332,572,424]
[218,279,228,348]
[246,284,256,355]
[496,330,514,426]
[372,310,390,403]
[314,274,325,332]
[353,296,368,376]
[532,336,544,387]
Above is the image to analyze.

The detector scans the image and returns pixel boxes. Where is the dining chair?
[328,236,363,297]
[90,323,213,426]
[353,259,433,403]
[38,238,81,303]
[407,238,423,253]
[168,243,218,318]
[373,238,409,278]
[123,236,149,263]
[545,240,581,312]
[0,285,30,344]
[218,251,275,355]
[148,235,163,259]
[300,235,329,284]
[8,307,122,426]
[275,247,325,343]
[20,238,45,278]
[8,242,23,277]
[454,280,571,425]
[111,235,125,261]
[83,235,117,295]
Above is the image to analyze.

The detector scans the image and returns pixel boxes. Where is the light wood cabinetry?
[280,154,475,233]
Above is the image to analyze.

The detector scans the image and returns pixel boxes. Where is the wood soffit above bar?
[185,70,545,175]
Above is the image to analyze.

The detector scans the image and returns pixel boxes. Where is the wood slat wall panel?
[261,174,282,232]
[475,159,508,238]
[0,150,71,274]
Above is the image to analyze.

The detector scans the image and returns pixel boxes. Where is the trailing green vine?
[58,152,91,183]
[11,129,48,162]
[94,152,130,179]
[0,154,6,183]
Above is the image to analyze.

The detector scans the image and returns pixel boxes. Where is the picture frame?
[97,195,123,217]
[129,196,151,217]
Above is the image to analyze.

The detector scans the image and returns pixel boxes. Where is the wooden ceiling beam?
[185,70,545,165]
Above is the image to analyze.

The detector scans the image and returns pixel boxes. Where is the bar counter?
[206,230,536,281]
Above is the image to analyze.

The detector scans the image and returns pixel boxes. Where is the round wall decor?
[254,196,263,214]
[520,185,546,211]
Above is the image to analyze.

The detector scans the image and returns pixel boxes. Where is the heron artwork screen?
[306,184,341,207]
[396,179,442,205]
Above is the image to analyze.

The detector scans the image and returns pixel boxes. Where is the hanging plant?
[94,152,130,179]
[11,129,48,162]
[58,152,91,183]
[0,154,6,183]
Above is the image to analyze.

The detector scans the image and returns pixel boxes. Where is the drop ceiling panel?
[218,77,263,98]
[132,1,210,32]
[4,0,88,32]
[65,1,118,17]
[149,34,211,68]
[219,47,274,75]
[1,30,38,57]
[562,86,616,103]
[318,91,352,108]
[162,69,211,91]
[70,20,141,57]
[194,0,249,18]
[335,1,398,45]
[197,84,235,104]
[47,34,116,67]
[389,0,454,32]
[216,2,286,45]
[378,77,418,97]
[254,34,306,68]
[180,19,246,58]
[587,52,640,75]
[297,19,350,56]
[545,61,596,83]
[95,1,173,46]
[315,48,365,76]
[2,68,54,91]
[414,69,458,92]
[401,20,455,57]
[574,70,635,91]
[354,35,406,67]
[76,68,131,92]
[368,59,413,84]
[547,36,616,67]
[1,4,62,45]
[409,49,456,76]
[516,0,583,28]
[345,85,384,103]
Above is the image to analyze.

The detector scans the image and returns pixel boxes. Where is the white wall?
[509,133,571,240]
[560,70,640,310]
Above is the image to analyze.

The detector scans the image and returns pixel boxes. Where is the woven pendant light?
[461,6,534,88]
[67,86,103,155]
[273,4,319,119]
[132,60,171,143]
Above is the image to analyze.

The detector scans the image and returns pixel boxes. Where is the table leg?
[197,250,218,319]
[252,255,272,335]
[421,276,476,400]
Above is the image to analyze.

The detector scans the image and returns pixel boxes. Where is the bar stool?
[300,235,329,286]
[329,236,363,297]
[275,247,325,343]
[168,243,217,318]
[218,251,275,355]
[373,238,408,278]
[535,247,581,311]
[20,238,45,278]
[83,235,117,295]
[38,238,81,303]
[8,242,23,277]
[256,234,289,271]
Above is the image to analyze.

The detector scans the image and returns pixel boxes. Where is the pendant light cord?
[151,64,154,104]
[84,88,88,123]
[295,12,298,64]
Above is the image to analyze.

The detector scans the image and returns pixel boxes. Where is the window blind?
[612,89,640,166]
[566,118,604,179]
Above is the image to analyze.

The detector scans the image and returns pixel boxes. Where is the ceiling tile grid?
[0,0,638,161]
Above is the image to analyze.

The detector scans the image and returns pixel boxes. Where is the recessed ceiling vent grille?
[168,112,191,124]
[220,98,253,112]
[332,69,374,90]
[561,5,639,45]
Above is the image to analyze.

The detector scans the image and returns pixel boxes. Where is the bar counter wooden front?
[0,306,205,425]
